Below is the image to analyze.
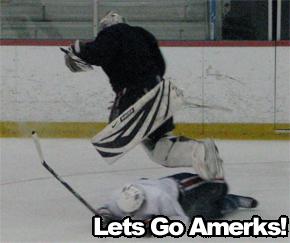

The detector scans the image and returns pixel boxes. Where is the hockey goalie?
[63,11,223,180]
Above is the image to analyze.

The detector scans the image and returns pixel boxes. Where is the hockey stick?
[165,79,232,112]
[31,131,97,215]
[183,100,232,112]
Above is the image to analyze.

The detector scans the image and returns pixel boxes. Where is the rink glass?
[1,0,289,41]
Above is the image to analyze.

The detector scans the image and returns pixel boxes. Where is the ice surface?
[1,138,289,242]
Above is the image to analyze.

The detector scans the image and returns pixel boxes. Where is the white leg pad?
[143,136,224,180]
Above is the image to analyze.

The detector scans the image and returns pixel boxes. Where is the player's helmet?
[99,11,125,31]
[116,184,145,213]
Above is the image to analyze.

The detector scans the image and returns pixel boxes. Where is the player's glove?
[143,215,155,237]
[96,207,115,227]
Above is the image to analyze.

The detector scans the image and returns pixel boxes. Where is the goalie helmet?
[99,11,125,31]
[116,184,145,213]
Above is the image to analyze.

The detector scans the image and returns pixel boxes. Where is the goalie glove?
[62,40,93,73]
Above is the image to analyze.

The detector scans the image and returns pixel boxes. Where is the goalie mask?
[99,11,125,31]
[116,184,145,213]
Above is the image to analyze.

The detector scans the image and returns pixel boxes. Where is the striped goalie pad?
[91,79,184,164]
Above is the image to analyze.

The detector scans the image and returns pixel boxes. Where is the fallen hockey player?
[63,11,223,180]
[96,172,258,228]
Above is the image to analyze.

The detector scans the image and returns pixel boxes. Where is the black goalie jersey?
[75,23,166,94]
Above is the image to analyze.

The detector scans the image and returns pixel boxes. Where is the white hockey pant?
[143,135,224,180]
